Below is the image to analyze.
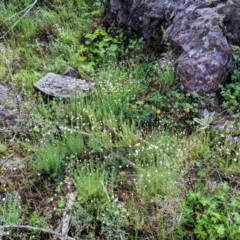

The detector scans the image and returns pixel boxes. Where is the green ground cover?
[0,1,240,239]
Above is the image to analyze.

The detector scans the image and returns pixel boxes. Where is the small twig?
[56,125,91,137]
[0,151,18,168]
[0,0,38,40]
[61,192,77,240]
[139,137,159,149]
[0,225,74,240]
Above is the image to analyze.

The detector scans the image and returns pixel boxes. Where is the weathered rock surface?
[0,84,9,102]
[223,0,240,45]
[34,73,95,99]
[104,0,239,94]
[62,66,81,79]
[0,85,19,127]
[0,105,15,124]
[0,157,25,171]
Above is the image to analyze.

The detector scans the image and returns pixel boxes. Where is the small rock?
[0,84,9,102]
[0,157,25,171]
[62,66,81,79]
[0,105,15,123]
[34,72,95,99]
[12,59,21,74]
[210,115,239,131]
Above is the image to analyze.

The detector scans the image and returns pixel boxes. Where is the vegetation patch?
[0,1,239,239]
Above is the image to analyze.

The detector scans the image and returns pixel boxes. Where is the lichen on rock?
[104,0,238,94]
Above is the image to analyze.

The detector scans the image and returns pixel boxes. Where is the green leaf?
[215,224,225,236]
[193,118,202,124]
[203,109,209,119]
[199,197,211,207]
[194,224,208,239]
[0,143,7,153]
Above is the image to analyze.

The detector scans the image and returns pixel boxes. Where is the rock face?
[104,0,239,94]
[223,0,240,46]
[34,73,95,99]
[0,84,9,102]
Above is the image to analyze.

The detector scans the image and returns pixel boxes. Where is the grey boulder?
[34,73,95,99]
[104,0,238,94]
